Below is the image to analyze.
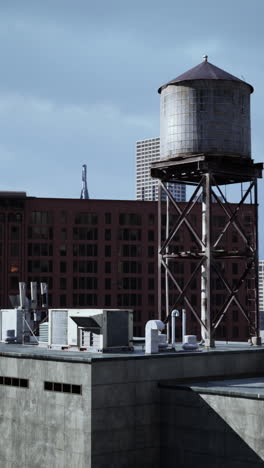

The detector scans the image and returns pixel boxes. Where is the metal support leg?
[201,173,214,348]
[253,179,261,345]
[158,182,162,321]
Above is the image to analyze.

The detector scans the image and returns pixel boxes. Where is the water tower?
[151,56,263,347]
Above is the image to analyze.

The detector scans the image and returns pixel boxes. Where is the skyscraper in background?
[136,137,186,201]
[259,260,264,311]
[259,261,264,333]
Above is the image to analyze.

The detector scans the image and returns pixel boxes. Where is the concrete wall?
[0,356,91,468]
[160,387,264,467]
[91,349,264,467]
[0,348,263,467]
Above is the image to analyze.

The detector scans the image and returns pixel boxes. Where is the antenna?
[80,164,89,199]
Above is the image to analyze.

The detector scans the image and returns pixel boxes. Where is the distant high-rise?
[136,138,186,201]
[80,164,89,200]
[259,260,264,311]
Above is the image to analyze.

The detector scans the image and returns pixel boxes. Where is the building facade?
[259,260,264,311]
[136,138,186,201]
[0,192,255,341]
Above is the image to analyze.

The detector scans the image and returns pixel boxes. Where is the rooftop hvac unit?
[48,309,133,352]
[0,309,32,343]
[38,322,49,344]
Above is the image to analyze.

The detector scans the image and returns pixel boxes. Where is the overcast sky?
[1,1,264,229]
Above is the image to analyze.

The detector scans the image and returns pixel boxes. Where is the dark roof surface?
[158,58,253,93]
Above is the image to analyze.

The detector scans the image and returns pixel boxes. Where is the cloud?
[0,92,157,198]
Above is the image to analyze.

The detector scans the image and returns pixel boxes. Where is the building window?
[28,226,53,240]
[105,229,111,241]
[105,245,111,257]
[8,213,22,223]
[148,214,155,225]
[105,278,111,289]
[105,213,112,224]
[120,245,142,257]
[60,278,67,290]
[212,215,226,228]
[60,295,66,307]
[30,212,52,224]
[119,213,142,226]
[61,228,67,240]
[9,264,19,273]
[73,227,98,240]
[73,245,98,256]
[232,310,238,322]
[104,295,111,306]
[133,310,142,322]
[73,260,97,274]
[148,262,154,274]
[60,262,67,273]
[170,262,184,274]
[28,244,53,257]
[148,278,155,290]
[148,246,154,258]
[148,230,154,242]
[191,294,197,306]
[105,262,111,274]
[10,226,20,240]
[73,294,97,306]
[148,294,154,306]
[28,260,53,273]
[73,278,98,290]
[74,213,97,225]
[232,231,238,243]
[119,278,142,290]
[9,276,19,290]
[60,211,67,223]
[119,261,142,274]
[118,229,141,241]
[133,326,142,337]
[117,294,142,306]
[60,245,67,256]
[10,243,20,257]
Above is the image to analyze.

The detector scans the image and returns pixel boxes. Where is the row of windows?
[4,236,245,261]
[0,376,81,395]
[10,275,154,292]
[26,243,155,258]
[0,376,28,388]
[28,226,53,240]
[44,381,81,394]
[28,244,53,257]
[29,212,111,225]
[61,260,154,275]
[73,277,98,290]
[0,213,22,223]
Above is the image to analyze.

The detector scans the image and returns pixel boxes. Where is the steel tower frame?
[151,154,263,347]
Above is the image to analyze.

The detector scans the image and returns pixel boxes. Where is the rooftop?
[0,341,263,364]
[160,376,264,400]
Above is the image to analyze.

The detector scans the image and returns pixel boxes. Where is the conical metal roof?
[158,56,253,93]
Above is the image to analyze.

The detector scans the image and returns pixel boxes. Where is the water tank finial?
[203,55,208,62]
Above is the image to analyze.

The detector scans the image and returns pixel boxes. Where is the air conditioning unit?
[0,309,32,343]
[48,309,133,352]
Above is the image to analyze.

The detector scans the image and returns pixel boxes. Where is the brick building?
[0,192,256,340]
